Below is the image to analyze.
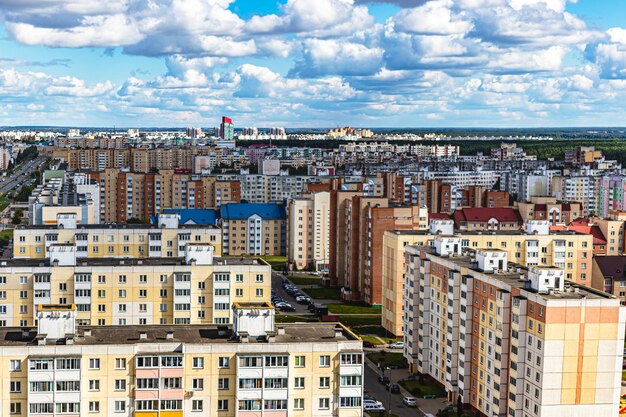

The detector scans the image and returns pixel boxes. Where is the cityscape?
[1,1,626,417]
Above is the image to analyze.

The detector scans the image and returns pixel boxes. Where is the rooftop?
[16,223,219,231]
[220,203,286,220]
[0,323,358,347]
[385,229,588,237]
[415,246,612,301]
[0,256,265,268]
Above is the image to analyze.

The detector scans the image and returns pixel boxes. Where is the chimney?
[166,331,174,340]
[84,329,92,337]
[335,328,343,338]
[139,331,148,340]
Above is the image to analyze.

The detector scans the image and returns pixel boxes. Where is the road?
[364,365,424,417]
[0,156,47,195]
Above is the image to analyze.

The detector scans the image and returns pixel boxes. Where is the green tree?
[12,208,24,225]
[15,185,33,202]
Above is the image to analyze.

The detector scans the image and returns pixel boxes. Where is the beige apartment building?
[13,213,222,260]
[381,220,595,336]
[0,244,270,327]
[287,192,331,271]
[0,303,363,417]
[402,243,625,416]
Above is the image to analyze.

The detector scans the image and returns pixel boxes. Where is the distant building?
[185,127,202,138]
[259,159,280,176]
[220,116,234,141]
[287,192,331,271]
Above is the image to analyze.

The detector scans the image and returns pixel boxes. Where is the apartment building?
[329,190,363,287]
[343,196,428,305]
[86,169,240,223]
[592,256,626,305]
[0,303,363,417]
[381,220,594,336]
[453,208,523,231]
[0,244,270,327]
[287,192,331,271]
[28,174,100,225]
[14,213,222,260]
[220,203,287,256]
[552,175,598,216]
[403,243,625,416]
[238,175,318,203]
[516,196,582,226]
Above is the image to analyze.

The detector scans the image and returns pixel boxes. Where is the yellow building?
[403,243,625,416]
[381,220,595,336]
[287,192,331,271]
[14,213,222,260]
[0,304,364,417]
[0,244,269,327]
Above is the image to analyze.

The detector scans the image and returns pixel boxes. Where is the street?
[0,155,47,195]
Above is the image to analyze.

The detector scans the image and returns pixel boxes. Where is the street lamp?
[386,366,393,417]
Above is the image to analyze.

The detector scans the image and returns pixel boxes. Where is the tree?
[12,208,24,225]
[127,217,150,224]
[457,394,463,417]
[15,185,33,202]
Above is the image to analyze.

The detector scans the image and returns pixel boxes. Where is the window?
[218,357,230,368]
[265,356,288,367]
[340,353,362,365]
[319,398,330,410]
[114,380,126,391]
[341,375,362,386]
[264,400,287,410]
[319,355,330,367]
[236,288,243,297]
[10,381,21,393]
[235,274,244,282]
[192,400,203,412]
[294,377,305,388]
[139,289,147,298]
[256,274,264,282]
[115,358,126,369]
[192,357,204,369]
[192,378,204,390]
[10,403,22,415]
[89,401,100,412]
[319,377,330,388]
[294,356,305,367]
[256,288,263,297]
[294,399,304,410]
[56,381,80,392]
[340,397,362,407]
[89,358,100,369]
[10,360,21,371]
[89,380,100,391]
[217,400,229,411]
[119,275,126,283]
[114,401,125,413]
[56,358,80,370]
[163,378,182,389]
[218,378,229,390]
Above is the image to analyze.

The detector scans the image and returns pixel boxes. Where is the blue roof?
[161,209,219,225]
[220,203,286,220]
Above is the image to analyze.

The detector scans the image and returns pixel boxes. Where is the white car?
[388,341,404,349]
[402,396,417,407]
[363,402,385,412]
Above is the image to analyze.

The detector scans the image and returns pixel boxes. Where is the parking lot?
[271,272,315,315]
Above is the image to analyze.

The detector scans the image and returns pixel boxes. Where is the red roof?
[534,204,547,211]
[567,224,607,244]
[453,208,523,223]
[429,213,451,220]
[569,217,590,226]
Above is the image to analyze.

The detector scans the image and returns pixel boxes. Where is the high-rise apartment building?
[402,241,625,416]
[287,192,331,271]
[220,116,234,140]
[220,203,287,256]
[381,220,595,336]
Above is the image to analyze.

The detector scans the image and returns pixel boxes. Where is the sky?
[1,0,626,128]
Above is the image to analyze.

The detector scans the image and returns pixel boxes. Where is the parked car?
[402,396,417,407]
[363,403,385,412]
[377,376,390,385]
[307,304,317,312]
[363,340,375,348]
[388,341,404,349]
[279,305,296,312]
[386,383,400,393]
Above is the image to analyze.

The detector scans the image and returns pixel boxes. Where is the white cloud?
[393,1,473,35]
[291,39,384,77]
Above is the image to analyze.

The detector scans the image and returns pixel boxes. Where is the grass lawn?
[288,275,321,286]
[360,335,384,346]
[366,352,408,369]
[275,314,317,323]
[349,325,400,343]
[303,287,341,300]
[336,315,381,327]
[0,229,13,240]
[259,255,287,269]
[0,196,11,211]
[399,378,447,397]
[328,303,381,314]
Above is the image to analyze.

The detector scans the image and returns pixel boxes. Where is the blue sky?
[0,0,626,128]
